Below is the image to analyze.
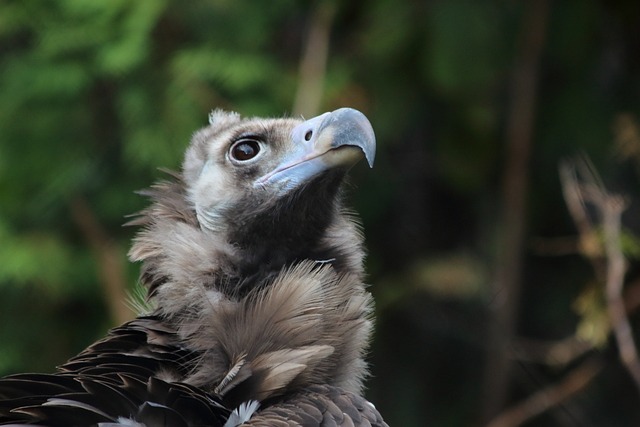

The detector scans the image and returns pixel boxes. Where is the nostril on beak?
[304,130,313,141]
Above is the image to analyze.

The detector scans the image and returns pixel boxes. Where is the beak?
[254,108,376,190]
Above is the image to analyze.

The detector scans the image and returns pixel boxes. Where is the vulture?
[0,107,387,427]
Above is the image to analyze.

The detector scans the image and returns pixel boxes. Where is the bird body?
[0,108,387,426]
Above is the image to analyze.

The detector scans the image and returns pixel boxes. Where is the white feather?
[223,400,260,427]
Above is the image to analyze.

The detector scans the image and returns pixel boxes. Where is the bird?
[0,107,387,427]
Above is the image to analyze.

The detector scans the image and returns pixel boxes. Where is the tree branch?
[69,197,133,325]
[292,1,336,118]
[488,156,640,426]
[560,160,640,393]
[481,0,550,420]
[559,161,606,279]
[511,336,593,368]
[600,194,640,390]
[486,357,603,427]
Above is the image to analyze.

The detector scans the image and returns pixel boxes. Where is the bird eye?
[304,130,313,141]
[230,139,261,162]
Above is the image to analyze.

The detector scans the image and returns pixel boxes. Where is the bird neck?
[126,174,372,402]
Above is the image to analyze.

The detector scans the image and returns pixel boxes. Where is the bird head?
[183,108,375,234]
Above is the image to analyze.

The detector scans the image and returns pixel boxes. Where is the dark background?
[2,1,640,426]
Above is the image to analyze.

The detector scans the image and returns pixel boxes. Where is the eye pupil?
[231,140,260,161]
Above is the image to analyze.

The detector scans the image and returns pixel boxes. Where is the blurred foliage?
[573,283,609,349]
[2,0,640,426]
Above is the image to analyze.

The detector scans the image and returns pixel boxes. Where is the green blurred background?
[2,1,640,426]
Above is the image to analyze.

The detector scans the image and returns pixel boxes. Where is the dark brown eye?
[230,139,261,161]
